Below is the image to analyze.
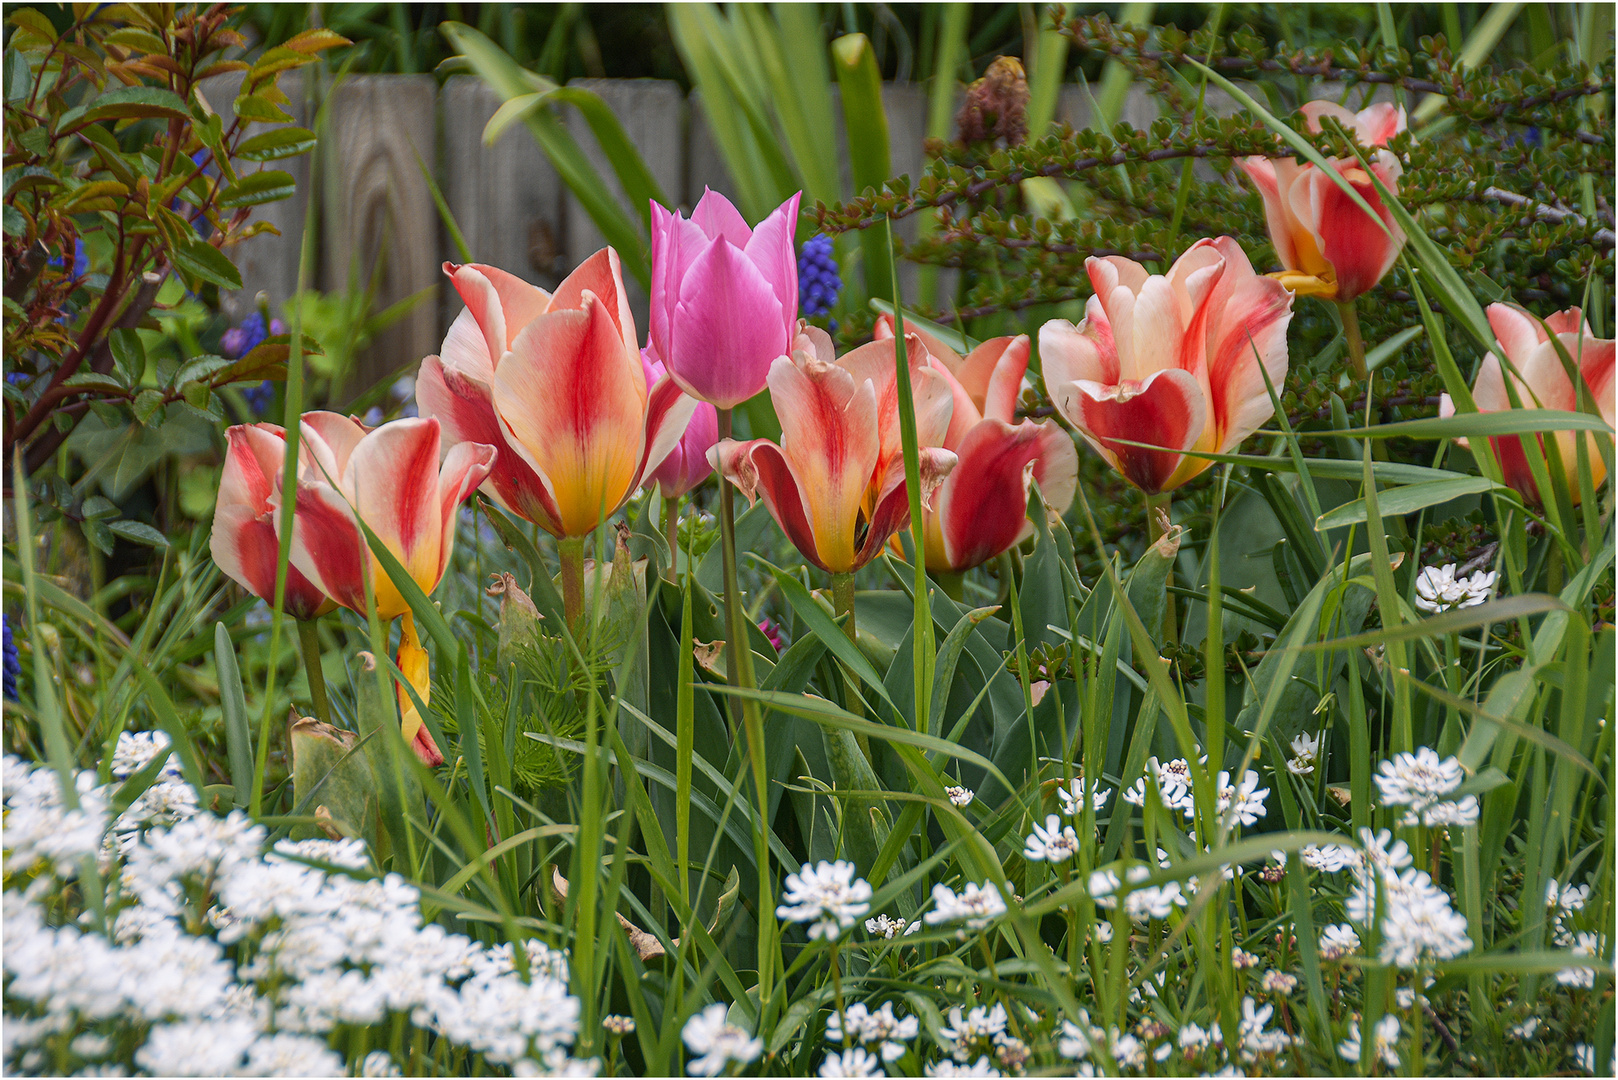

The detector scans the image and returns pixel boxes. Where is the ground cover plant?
[2,3,1614,1077]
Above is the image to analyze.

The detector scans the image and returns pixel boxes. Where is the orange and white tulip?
[211,423,336,622]
[1039,237,1294,495]
[278,413,495,765]
[712,327,957,575]
[875,317,1078,572]
[1239,101,1407,302]
[1440,303,1616,506]
[417,249,698,538]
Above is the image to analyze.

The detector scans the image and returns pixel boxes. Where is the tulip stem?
[662,494,680,581]
[1338,299,1369,383]
[296,618,332,725]
[716,406,776,1016]
[831,572,858,642]
[934,570,965,604]
[558,536,586,631]
[1146,492,1179,647]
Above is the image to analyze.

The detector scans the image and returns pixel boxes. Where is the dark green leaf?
[218,170,297,209]
[81,86,190,124]
[170,237,243,290]
[107,520,169,547]
[235,126,318,162]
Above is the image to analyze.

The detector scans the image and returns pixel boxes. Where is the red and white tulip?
[210,423,336,622]
[277,412,496,765]
[1039,237,1294,495]
[874,317,1079,572]
[1440,304,1616,505]
[711,327,957,575]
[417,249,698,538]
[1239,101,1407,302]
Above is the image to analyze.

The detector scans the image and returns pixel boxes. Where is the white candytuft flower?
[1414,563,1495,613]
[925,1059,1002,1077]
[863,914,919,939]
[1230,947,1260,969]
[826,1002,918,1063]
[1318,923,1362,960]
[243,1033,347,1077]
[109,730,182,780]
[1287,732,1322,776]
[938,1003,1007,1062]
[361,1050,402,1076]
[1301,843,1359,872]
[602,1015,635,1035]
[1023,814,1081,862]
[945,786,975,808]
[1058,1010,1106,1061]
[1260,971,1298,994]
[1555,932,1606,988]
[1419,794,1480,828]
[924,882,1006,929]
[1056,774,1110,816]
[820,1046,885,1077]
[1119,866,1185,922]
[1121,757,1196,813]
[1507,1017,1540,1041]
[1110,1031,1147,1069]
[1238,997,1290,1060]
[776,860,872,940]
[1339,1014,1401,1068]
[1350,864,1473,967]
[1215,769,1269,826]
[682,1004,761,1077]
[1374,747,1466,825]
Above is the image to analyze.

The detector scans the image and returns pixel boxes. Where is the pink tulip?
[1239,101,1407,302]
[712,327,957,575]
[641,349,718,498]
[649,189,802,409]
[874,316,1079,572]
[277,413,496,766]
[418,250,698,538]
[1039,237,1294,495]
[210,423,336,621]
[1439,304,1616,506]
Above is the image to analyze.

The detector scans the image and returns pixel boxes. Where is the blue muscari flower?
[3,614,19,701]
[241,381,275,415]
[47,238,89,278]
[797,234,842,318]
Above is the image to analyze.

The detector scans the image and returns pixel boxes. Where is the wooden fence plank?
[563,78,685,333]
[439,76,566,338]
[321,74,441,399]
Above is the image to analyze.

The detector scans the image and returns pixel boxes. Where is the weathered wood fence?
[203,73,1374,392]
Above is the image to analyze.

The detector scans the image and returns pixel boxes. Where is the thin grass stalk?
[713,405,776,1018]
[884,218,935,739]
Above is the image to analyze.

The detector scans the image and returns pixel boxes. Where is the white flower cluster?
[1342,827,1473,968]
[1413,563,1496,613]
[1023,814,1080,863]
[1374,747,1478,827]
[864,913,919,939]
[937,1003,1008,1064]
[1236,997,1290,1062]
[924,881,1006,929]
[1339,1014,1401,1068]
[826,1002,919,1063]
[681,1004,761,1077]
[1089,865,1186,922]
[1286,732,1321,777]
[776,860,872,941]
[1055,773,1110,816]
[2,754,592,1078]
[1119,758,1269,828]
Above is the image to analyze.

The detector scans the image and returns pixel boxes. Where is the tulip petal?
[493,297,647,537]
[437,308,496,388]
[668,238,788,407]
[550,248,640,367]
[1240,156,1306,274]
[975,335,1031,424]
[1060,369,1207,494]
[692,188,753,247]
[445,261,554,358]
[1486,303,1543,371]
[299,410,367,486]
[1039,314,1114,392]
[340,417,445,602]
[853,447,956,571]
[1302,154,1404,302]
[714,437,829,572]
[637,374,704,487]
[1201,238,1295,454]
[283,480,372,615]
[212,426,331,620]
[436,441,497,580]
[931,420,1050,571]
[744,191,802,345]
[768,352,879,572]
[417,353,561,531]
